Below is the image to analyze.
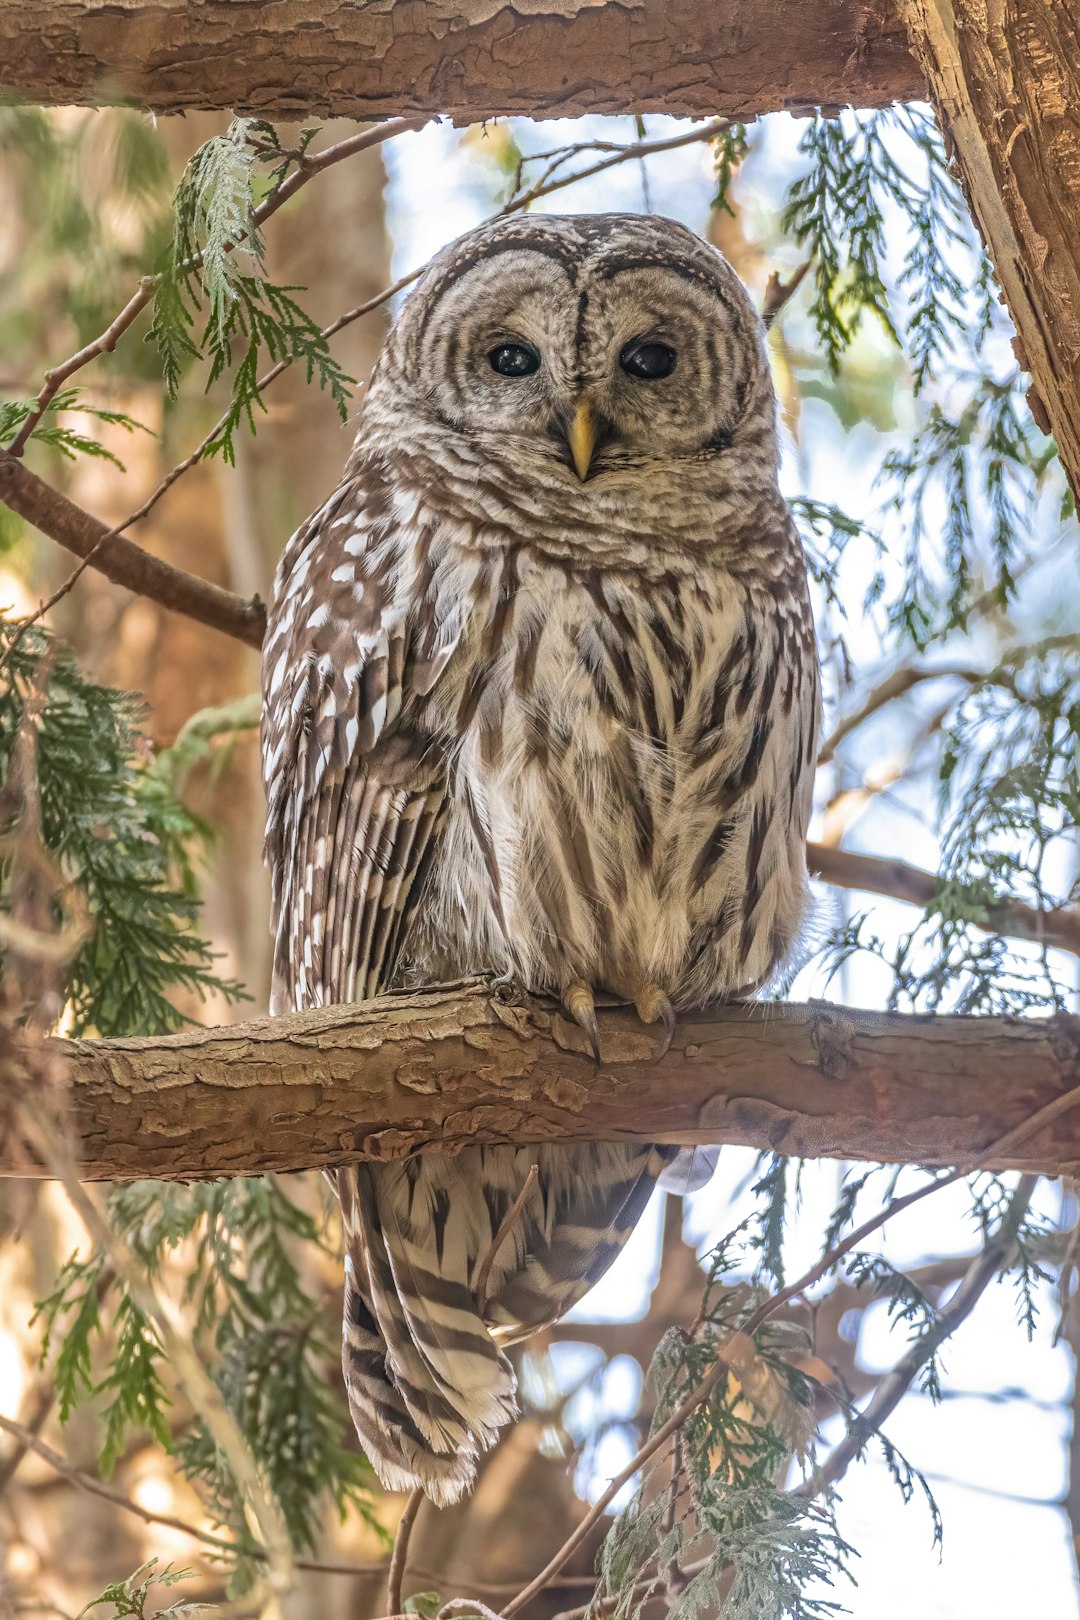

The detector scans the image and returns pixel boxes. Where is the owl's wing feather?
[262,476,460,1013]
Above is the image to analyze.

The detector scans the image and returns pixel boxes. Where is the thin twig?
[0,532,121,674]
[386,1486,424,1617]
[477,1162,540,1315]
[794,1174,1039,1498]
[504,120,732,216]
[818,632,1080,765]
[818,663,983,763]
[0,1408,594,1590]
[0,1383,57,1496]
[505,1082,1066,1617]
[762,260,812,328]
[0,1411,251,1560]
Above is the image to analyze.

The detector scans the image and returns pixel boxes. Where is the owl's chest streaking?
[408,535,817,1006]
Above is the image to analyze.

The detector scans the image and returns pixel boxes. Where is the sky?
[383,114,1080,1620]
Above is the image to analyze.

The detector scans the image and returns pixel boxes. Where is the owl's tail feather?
[341,1255,479,1507]
[359,1164,518,1444]
[339,1164,517,1506]
[338,1144,702,1505]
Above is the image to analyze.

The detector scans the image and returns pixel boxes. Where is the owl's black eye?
[620,340,677,380]
[488,343,541,378]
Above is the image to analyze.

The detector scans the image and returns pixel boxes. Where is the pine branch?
[12,1088,296,1600]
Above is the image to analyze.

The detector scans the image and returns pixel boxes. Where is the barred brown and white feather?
[261,213,820,1504]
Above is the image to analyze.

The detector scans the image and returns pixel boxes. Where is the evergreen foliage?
[0,391,152,470]
[77,1560,202,1620]
[148,117,354,461]
[0,625,244,1035]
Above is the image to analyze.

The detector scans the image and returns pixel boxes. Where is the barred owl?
[261,214,819,1504]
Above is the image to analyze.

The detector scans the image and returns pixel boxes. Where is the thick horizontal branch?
[0,453,266,648]
[0,0,922,122]
[7,983,1080,1183]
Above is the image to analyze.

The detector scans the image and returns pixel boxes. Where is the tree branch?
[806,840,1080,956]
[1,120,730,644]
[6,984,1080,1183]
[0,454,266,647]
[0,1,922,123]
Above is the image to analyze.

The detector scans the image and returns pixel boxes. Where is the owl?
[261,213,819,1505]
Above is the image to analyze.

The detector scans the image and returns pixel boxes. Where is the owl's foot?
[634,983,677,1061]
[562,979,602,1064]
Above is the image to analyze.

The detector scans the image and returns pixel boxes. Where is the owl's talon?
[563,980,602,1064]
[635,983,677,1062]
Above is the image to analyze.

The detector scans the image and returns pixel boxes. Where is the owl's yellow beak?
[568,399,598,481]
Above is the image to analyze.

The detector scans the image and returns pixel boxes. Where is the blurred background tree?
[1,101,1078,1620]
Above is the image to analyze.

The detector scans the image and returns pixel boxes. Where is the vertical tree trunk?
[895,0,1080,502]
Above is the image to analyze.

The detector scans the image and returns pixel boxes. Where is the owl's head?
[377,214,778,492]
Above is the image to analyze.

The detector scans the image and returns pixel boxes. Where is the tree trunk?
[6,985,1080,1182]
[895,0,1080,504]
[0,0,921,122]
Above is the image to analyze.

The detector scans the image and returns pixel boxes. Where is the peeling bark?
[0,0,920,123]
[895,0,1080,503]
[5,983,1080,1182]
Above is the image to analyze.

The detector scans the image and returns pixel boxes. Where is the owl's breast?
[409,537,816,1006]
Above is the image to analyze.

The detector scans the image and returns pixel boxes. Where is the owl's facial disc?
[394,219,774,491]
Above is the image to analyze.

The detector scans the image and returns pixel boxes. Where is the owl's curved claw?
[563,979,602,1064]
[635,983,677,1062]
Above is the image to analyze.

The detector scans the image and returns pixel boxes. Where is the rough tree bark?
[0,0,921,123]
[895,0,1080,503]
[5,984,1080,1182]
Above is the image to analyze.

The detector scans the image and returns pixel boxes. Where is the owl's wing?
[262,474,518,1504]
[261,475,463,1013]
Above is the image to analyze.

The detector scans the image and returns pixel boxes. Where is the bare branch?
[807,840,1080,957]
[0,454,266,645]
